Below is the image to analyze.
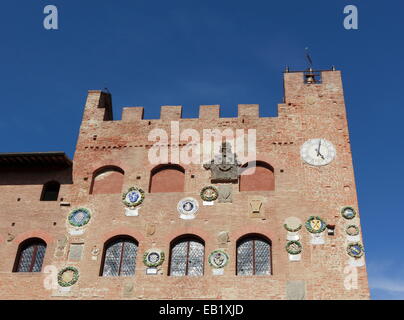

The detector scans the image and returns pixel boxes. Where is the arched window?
[90,166,124,195]
[100,236,138,277]
[13,238,47,272]
[149,164,185,193]
[40,181,60,201]
[169,235,204,276]
[236,234,271,276]
[239,161,275,191]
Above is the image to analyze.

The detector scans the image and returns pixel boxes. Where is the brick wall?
[0,70,370,299]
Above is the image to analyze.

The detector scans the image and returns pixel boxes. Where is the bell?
[305,68,316,84]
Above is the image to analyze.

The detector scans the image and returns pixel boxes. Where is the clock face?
[300,138,336,166]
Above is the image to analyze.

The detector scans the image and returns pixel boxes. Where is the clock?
[300,138,336,166]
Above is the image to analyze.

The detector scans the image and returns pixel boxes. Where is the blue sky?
[1,1,403,299]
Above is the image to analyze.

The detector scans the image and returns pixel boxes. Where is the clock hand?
[315,140,325,159]
[317,139,322,156]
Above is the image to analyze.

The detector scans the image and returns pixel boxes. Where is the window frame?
[40,180,60,201]
[168,235,205,277]
[99,236,138,277]
[236,234,272,276]
[13,238,47,273]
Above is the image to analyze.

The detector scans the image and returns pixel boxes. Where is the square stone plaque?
[68,243,84,261]
[212,268,224,276]
[125,207,139,216]
[69,228,84,236]
[146,268,158,275]
[218,185,232,203]
[287,232,300,241]
[289,254,301,261]
[203,201,214,206]
[286,281,306,300]
[310,233,325,245]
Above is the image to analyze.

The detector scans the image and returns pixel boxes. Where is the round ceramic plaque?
[68,208,91,227]
[208,250,229,269]
[177,198,199,219]
[346,225,360,236]
[58,266,79,287]
[143,250,165,267]
[200,186,219,202]
[305,216,327,234]
[122,187,145,208]
[286,241,302,255]
[341,206,356,220]
[284,217,302,232]
[347,242,364,258]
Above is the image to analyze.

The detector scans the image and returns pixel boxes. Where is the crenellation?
[199,105,220,120]
[122,107,144,121]
[160,105,182,120]
[238,104,260,118]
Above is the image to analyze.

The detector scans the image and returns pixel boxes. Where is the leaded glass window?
[101,237,138,277]
[170,237,204,276]
[14,239,47,272]
[237,236,271,276]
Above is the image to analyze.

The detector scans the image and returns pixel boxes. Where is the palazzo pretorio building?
[0,69,370,299]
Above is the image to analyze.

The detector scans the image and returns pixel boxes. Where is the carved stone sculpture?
[203,142,240,183]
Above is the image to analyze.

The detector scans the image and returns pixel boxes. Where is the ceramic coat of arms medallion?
[208,250,229,269]
[177,198,199,219]
[305,216,327,234]
[122,187,145,209]
[284,217,302,241]
[341,206,356,220]
[58,266,79,287]
[346,225,360,236]
[284,217,302,233]
[347,242,364,258]
[200,186,219,202]
[68,208,91,227]
[286,241,302,255]
[143,250,165,268]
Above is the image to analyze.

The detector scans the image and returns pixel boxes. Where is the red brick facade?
[0,70,370,299]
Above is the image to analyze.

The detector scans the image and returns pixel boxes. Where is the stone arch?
[239,161,275,191]
[90,165,124,194]
[149,164,185,193]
